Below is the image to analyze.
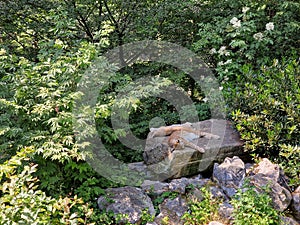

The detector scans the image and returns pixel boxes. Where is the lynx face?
[170,139,184,152]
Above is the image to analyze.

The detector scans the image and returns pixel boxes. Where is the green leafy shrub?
[94,208,154,225]
[278,144,300,187]
[0,147,95,224]
[182,187,222,225]
[231,181,281,225]
[0,40,118,198]
[192,0,299,188]
[1,0,299,223]
[231,59,300,186]
[193,0,300,81]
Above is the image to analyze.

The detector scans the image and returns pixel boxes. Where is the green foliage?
[97,212,133,225]
[161,216,170,225]
[0,39,110,199]
[232,60,299,153]
[278,144,300,188]
[151,191,179,215]
[191,3,299,190]
[231,181,281,225]
[231,59,300,186]
[140,0,201,46]
[1,0,299,223]
[182,187,222,225]
[0,40,96,160]
[95,62,210,163]
[92,208,154,225]
[0,147,95,225]
[193,0,300,81]
[140,208,155,225]
[0,0,81,61]
[96,211,116,225]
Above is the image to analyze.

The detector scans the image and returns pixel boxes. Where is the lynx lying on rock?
[150,123,220,153]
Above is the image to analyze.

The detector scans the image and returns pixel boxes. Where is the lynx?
[150,123,220,153]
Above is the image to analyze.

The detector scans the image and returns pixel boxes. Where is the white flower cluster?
[266,22,274,31]
[209,48,217,54]
[218,46,230,56]
[217,59,232,66]
[242,7,250,13]
[230,17,241,28]
[253,32,264,41]
[210,46,230,56]
[0,48,6,55]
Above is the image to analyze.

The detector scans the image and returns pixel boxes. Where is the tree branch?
[68,0,94,41]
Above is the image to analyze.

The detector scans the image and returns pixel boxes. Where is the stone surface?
[143,142,169,165]
[97,157,298,224]
[213,156,246,198]
[141,180,170,196]
[155,195,188,225]
[249,174,292,211]
[97,186,155,224]
[141,175,210,196]
[280,216,299,225]
[249,158,293,212]
[168,178,193,195]
[253,158,281,181]
[209,186,228,200]
[291,186,300,221]
[187,187,204,202]
[218,202,234,223]
[137,119,246,181]
[252,158,291,192]
[168,176,208,194]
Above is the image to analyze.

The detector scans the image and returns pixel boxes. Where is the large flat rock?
[130,119,246,181]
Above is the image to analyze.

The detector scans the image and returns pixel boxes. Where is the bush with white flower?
[193,0,300,188]
[265,22,274,31]
[193,0,299,82]
[230,17,241,28]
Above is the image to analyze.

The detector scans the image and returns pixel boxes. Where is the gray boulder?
[155,195,188,225]
[140,119,245,181]
[141,180,170,196]
[218,201,234,223]
[96,157,297,224]
[291,186,300,221]
[252,158,291,191]
[280,216,299,225]
[249,158,292,212]
[249,174,292,212]
[168,176,209,194]
[141,175,210,196]
[213,156,246,198]
[253,158,281,181]
[97,186,155,224]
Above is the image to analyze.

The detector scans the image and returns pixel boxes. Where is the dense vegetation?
[0,0,299,223]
